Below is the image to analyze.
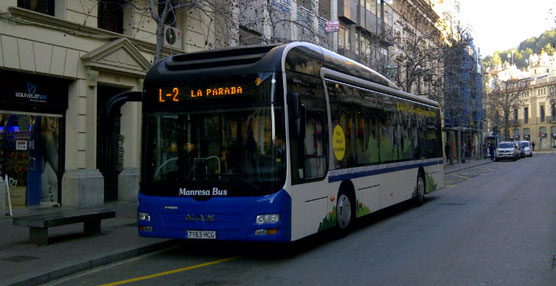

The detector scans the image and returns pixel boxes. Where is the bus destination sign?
[158,85,244,102]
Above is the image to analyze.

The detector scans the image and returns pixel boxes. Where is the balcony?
[510,120,521,127]
[297,5,314,27]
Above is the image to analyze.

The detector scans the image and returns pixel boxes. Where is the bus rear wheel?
[414,172,425,206]
[336,190,354,237]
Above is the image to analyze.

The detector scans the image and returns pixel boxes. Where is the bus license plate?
[187,230,216,239]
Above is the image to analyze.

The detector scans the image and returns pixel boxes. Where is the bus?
[138,42,444,242]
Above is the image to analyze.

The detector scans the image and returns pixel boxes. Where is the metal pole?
[457,126,462,164]
[5,175,12,216]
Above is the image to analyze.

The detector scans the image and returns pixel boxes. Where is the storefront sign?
[16,140,28,151]
[14,82,48,103]
[0,70,68,114]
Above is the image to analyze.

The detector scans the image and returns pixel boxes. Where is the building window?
[540,105,545,122]
[339,24,351,51]
[17,0,54,16]
[524,107,528,124]
[98,0,124,34]
[552,103,556,121]
[513,108,518,122]
[513,128,520,140]
[158,1,176,27]
[384,3,393,25]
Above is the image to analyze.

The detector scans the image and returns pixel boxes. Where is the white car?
[495,142,520,161]
[519,140,533,157]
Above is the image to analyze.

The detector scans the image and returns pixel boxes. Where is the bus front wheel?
[336,190,354,237]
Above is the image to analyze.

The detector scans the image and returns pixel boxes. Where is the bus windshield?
[141,75,286,197]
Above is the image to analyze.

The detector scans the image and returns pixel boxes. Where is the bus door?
[286,72,329,238]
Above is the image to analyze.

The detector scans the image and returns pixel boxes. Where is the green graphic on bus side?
[426,173,437,193]
[356,200,371,218]
[318,206,337,231]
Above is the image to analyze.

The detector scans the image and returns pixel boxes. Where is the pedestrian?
[488,143,495,160]
[532,141,535,151]
[444,143,451,162]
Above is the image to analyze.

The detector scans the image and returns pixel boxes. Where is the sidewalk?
[0,201,175,286]
[445,157,494,174]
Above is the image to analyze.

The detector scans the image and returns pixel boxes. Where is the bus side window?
[328,82,356,169]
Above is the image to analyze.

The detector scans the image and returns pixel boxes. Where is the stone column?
[118,79,143,201]
[62,70,104,208]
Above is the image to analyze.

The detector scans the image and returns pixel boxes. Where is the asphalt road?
[46,154,556,286]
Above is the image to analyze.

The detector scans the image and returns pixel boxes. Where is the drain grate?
[2,255,40,262]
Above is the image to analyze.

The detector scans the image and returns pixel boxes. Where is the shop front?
[551,126,556,150]
[0,70,68,210]
[539,127,548,151]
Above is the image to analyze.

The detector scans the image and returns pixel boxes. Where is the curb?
[5,239,178,286]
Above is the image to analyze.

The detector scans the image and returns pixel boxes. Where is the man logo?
[185,214,215,222]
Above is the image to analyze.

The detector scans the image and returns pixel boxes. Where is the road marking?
[98,256,240,286]
[445,184,455,188]
[450,174,470,180]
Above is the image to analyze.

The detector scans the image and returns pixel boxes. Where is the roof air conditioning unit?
[164,25,183,50]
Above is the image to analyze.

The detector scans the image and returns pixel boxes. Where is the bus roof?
[147,42,438,108]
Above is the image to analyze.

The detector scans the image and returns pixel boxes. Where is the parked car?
[514,141,526,158]
[518,140,533,157]
[495,142,520,161]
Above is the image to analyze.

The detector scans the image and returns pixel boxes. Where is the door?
[97,86,126,202]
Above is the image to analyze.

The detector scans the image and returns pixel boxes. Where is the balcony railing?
[271,0,291,13]
[297,5,313,27]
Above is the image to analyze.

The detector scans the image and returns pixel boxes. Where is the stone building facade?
[1,0,454,214]
[510,77,556,151]
[0,0,211,212]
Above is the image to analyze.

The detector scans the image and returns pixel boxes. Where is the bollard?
[0,177,5,218]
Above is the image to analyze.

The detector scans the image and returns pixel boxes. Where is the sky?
[459,0,556,57]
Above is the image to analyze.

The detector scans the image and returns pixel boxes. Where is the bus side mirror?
[287,92,306,139]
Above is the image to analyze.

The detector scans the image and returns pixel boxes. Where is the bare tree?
[390,0,446,95]
[485,78,531,140]
[237,0,333,48]
[119,0,331,63]
[146,0,238,63]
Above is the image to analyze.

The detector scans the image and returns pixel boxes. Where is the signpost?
[325,20,339,32]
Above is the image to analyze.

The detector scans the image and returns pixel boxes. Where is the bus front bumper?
[137,190,292,242]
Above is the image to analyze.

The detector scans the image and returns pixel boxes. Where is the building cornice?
[7,6,180,57]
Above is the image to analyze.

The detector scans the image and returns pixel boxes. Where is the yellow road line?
[445,184,455,188]
[450,174,470,179]
[98,256,240,286]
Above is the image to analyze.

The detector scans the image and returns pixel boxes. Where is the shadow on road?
[166,197,441,261]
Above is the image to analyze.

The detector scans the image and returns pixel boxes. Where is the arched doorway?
[97,85,128,202]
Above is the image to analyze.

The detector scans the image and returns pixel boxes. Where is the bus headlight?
[138,212,151,221]
[256,214,280,225]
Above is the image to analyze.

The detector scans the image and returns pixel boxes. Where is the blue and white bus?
[138,42,444,242]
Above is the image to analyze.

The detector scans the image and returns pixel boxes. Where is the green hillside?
[483,28,556,70]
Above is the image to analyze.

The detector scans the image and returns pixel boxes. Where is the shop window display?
[0,113,60,208]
